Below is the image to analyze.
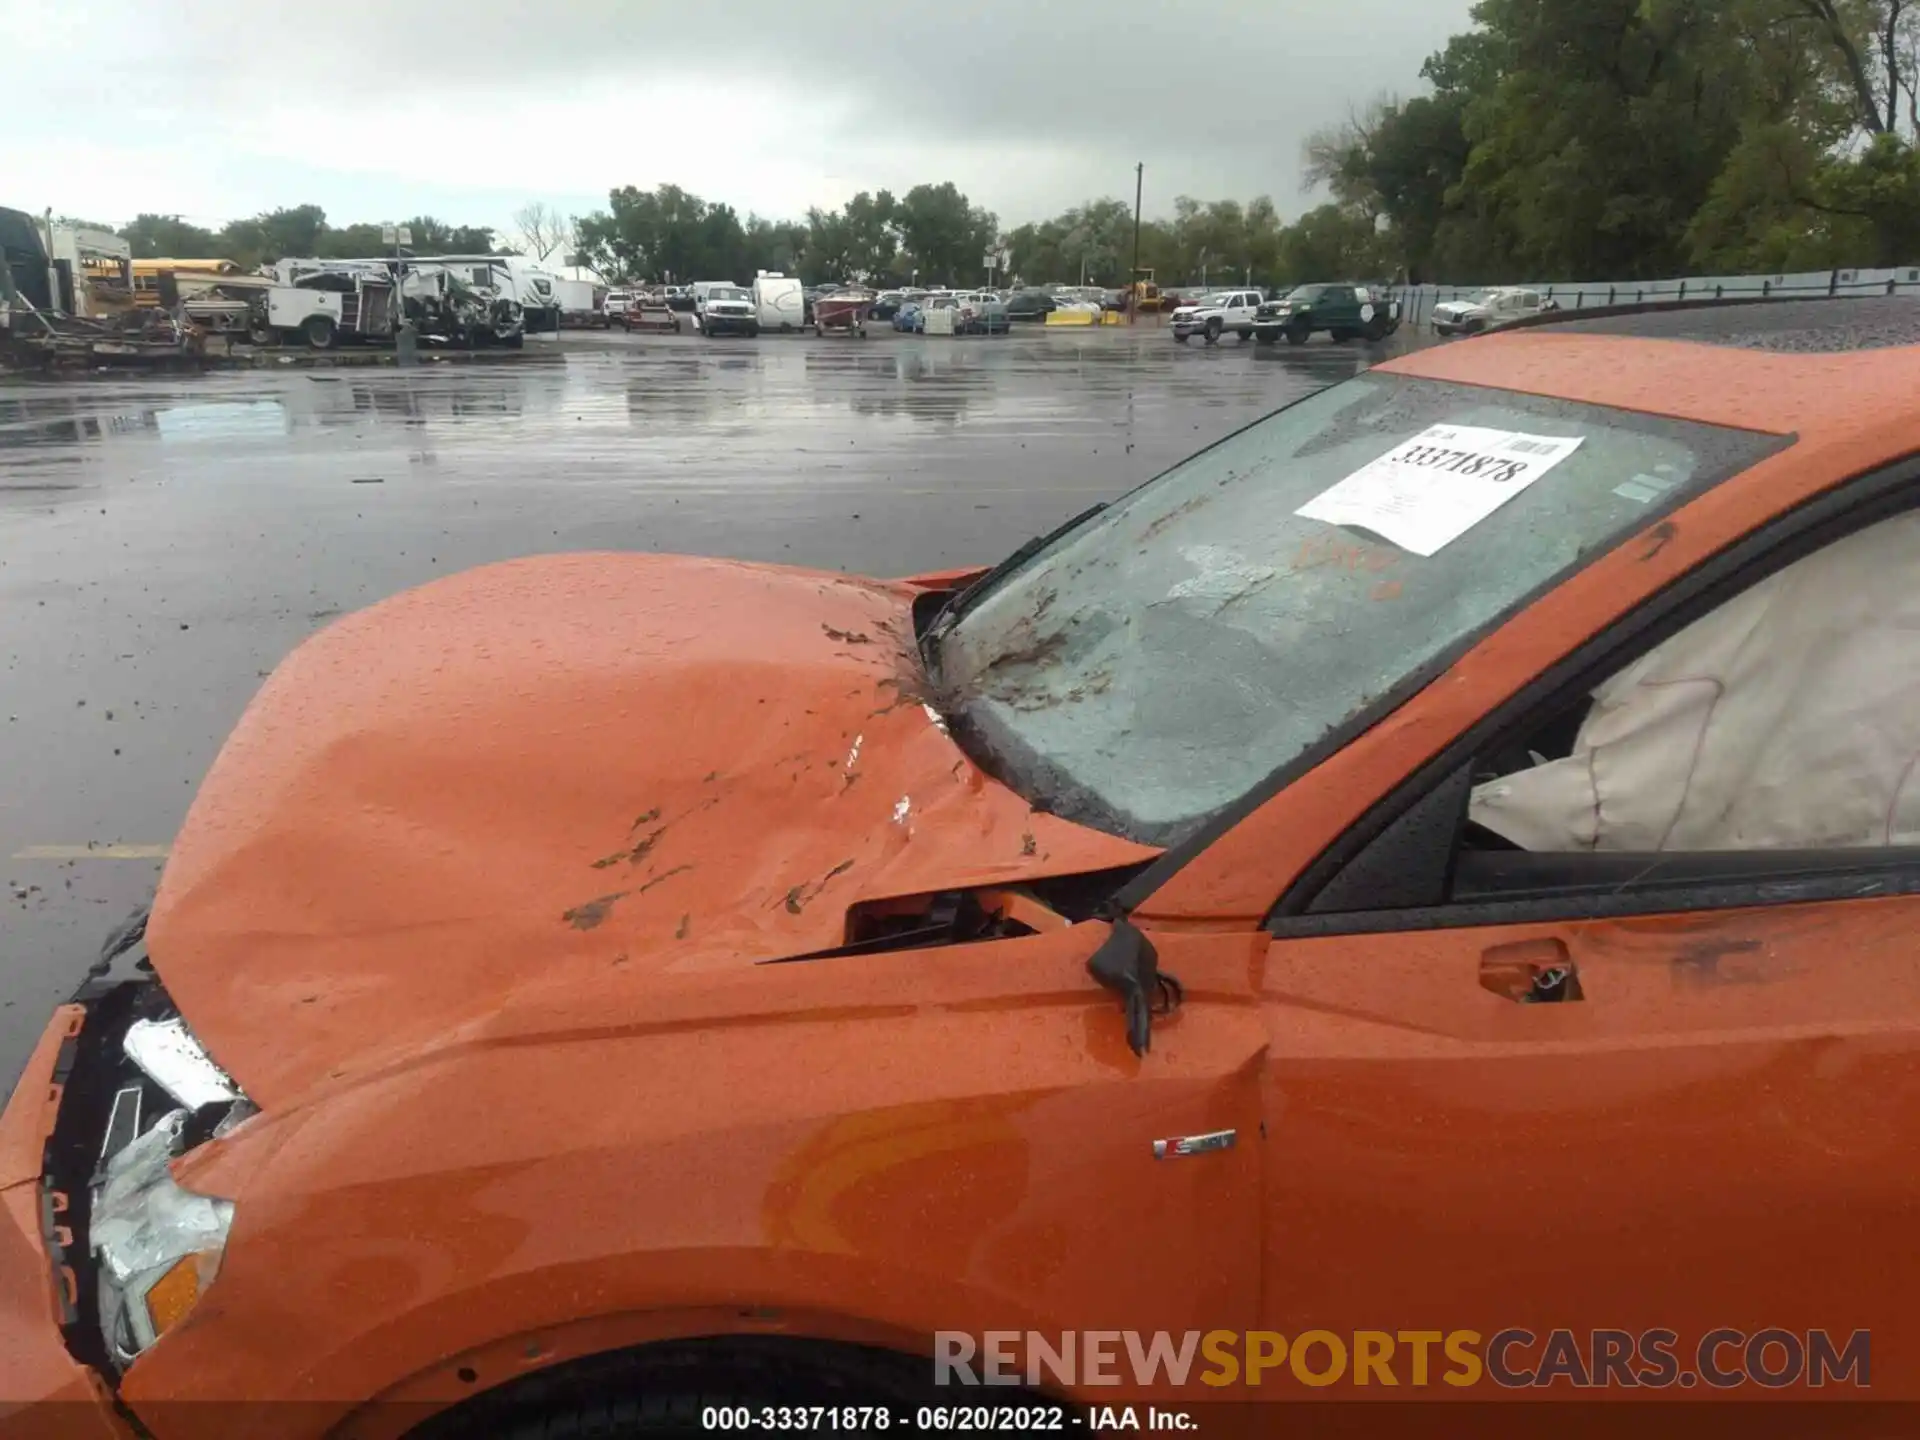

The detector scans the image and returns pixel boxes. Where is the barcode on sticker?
[1502,438,1564,455]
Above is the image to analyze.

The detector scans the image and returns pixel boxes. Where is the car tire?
[1285,323,1310,346]
[1330,328,1354,343]
[1255,330,1277,345]
[1236,328,1252,340]
[747,323,760,338]
[1204,319,1222,344]
[1364,316,1389,342]
[1173,332,1189,344]
[303,315,337,350]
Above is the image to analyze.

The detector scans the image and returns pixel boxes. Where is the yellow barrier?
[1043,309,1098,327]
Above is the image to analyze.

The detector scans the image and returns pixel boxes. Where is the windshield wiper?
[921,501,1107,672]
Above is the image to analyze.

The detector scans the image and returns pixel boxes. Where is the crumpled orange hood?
[148,553,1156,1104]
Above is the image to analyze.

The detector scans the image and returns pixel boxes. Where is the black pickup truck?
[1251,282,1402,345]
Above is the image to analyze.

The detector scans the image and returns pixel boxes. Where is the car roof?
[1381,296,1920,443]
[1518,295,1920,352]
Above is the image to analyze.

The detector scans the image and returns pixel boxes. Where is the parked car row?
[601,275,1569,348]
[891,291,1011,335]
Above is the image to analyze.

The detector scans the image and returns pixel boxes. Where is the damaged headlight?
[124,1016,239,1110]
[93,1109,234,1363]
[92,1015,248,1365]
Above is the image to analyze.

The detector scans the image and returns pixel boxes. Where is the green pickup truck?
[1251,282,1402,345]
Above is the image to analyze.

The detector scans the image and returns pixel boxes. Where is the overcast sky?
[7,0,1477,243]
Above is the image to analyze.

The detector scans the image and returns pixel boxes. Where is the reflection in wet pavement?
[0,326,1393,1077]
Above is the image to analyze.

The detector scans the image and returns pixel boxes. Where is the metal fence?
[1393,264,1920,331]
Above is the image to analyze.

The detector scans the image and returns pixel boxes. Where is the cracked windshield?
[941,375,1784,841]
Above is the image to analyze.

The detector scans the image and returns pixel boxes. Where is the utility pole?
[387,222,416,367]
[1130,162,1143,325]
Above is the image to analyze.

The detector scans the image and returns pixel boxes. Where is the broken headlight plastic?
[123,1016,239,1110]
[89,1013,247,1365]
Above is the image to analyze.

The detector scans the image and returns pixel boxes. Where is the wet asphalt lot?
[0,321,1408,1080]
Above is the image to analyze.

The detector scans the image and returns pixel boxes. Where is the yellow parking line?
[11,844,170,860]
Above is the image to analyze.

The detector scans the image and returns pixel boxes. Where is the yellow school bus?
[130,258,240,306]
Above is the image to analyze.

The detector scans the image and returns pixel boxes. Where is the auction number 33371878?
[698,1404,1079,1429]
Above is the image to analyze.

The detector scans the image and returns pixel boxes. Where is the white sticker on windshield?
[1294,424,1585,557]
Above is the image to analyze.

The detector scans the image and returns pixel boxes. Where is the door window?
[1472,508,1920,854]
[1275,501,1920,931]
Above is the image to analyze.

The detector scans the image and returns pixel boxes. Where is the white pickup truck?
[1169,289,1265,343]
[1431,287,1560,336]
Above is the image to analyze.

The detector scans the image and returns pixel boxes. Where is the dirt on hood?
[147,552,1157,1105]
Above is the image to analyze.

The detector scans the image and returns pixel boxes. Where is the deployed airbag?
[1471,510,1920,851]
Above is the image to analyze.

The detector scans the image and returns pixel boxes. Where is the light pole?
[1129,162,1143,324]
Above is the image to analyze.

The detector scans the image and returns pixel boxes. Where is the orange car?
[9,297,1920,1437]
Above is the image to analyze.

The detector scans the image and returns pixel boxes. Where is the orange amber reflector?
[144,1253,207,1336]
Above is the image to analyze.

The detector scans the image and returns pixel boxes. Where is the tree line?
[116,207,498,267]
[1310,0,1920,282]
[572,182,1000,288]
[567,181,1380,290]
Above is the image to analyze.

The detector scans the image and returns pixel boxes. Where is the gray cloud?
[7,0,1477,228]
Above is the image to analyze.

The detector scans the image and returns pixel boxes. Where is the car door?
[1255,887,1920,1386]
[1235,502,1920,1392]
